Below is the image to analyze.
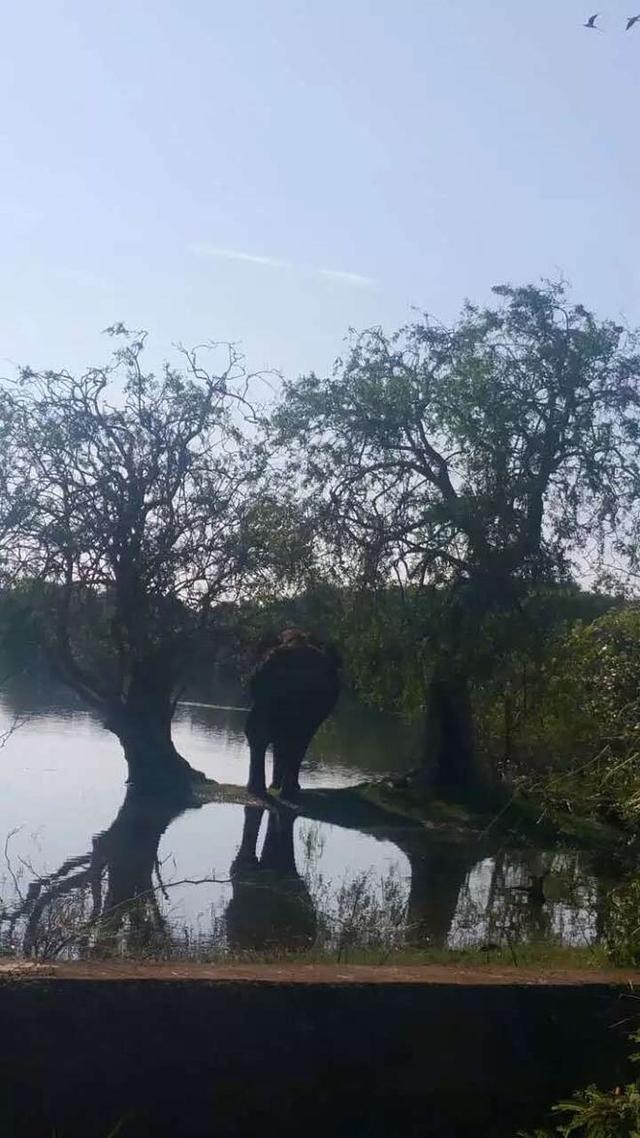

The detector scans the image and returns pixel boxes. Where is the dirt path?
[2,959,640,985]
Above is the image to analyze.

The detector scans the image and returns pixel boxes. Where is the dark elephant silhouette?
[244,628,341,798]
[226,805,317,953]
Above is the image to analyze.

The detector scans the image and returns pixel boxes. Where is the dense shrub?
[520,1033,640,1137]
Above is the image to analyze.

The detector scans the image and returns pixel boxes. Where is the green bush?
[601,877,640,968]
[520,1033,640,1136]
[566,608,640,745]
[475,604,640,786]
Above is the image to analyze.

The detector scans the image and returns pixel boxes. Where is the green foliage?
[277,281,640,593]
[508,609,640,1123]
[520,1034,640,1137]
[471,601,639,775]
[339,582,619,737]
[335,587,431,715]
[274,282,640,785]
[564,608,640,748]
[600,877,640,968]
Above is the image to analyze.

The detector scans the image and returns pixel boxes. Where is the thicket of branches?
[0,327,306,791]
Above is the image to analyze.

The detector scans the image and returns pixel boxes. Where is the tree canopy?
[0,327,292,789]
[275,281,640,785]
[277,282,640,595]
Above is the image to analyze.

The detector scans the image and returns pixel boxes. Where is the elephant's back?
[249,640,340,712]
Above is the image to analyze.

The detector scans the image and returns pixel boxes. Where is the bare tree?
[2,327,285,794]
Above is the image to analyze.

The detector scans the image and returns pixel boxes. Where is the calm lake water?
[0,682,618,960]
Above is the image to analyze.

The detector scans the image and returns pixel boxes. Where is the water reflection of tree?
[445,849,603,953]
[3,790,201,958]
[2,794,319,961]
[399,840,480,949]
[1,784,606,960]
[452,853,553,949]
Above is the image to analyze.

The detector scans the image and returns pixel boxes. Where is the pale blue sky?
[1,0,639,380]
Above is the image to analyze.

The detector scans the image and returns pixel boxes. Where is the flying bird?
[583,13,600,28]
[626,14,640,29]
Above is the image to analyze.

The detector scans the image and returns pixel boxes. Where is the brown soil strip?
[2,960,640,986]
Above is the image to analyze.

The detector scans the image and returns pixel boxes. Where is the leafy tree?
[1,327,288,795]
[276,282,640,787]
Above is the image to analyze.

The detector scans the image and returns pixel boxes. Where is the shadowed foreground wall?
[0,970,635,1138]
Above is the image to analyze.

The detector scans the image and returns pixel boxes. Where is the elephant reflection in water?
[226,806,317,953]
[3,783,563,962]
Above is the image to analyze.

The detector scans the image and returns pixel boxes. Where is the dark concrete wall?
[0,978,635,1138]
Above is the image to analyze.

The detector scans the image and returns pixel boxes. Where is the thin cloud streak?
[189,244,291,270]
[318,268,376,288]
[190,243,376,287]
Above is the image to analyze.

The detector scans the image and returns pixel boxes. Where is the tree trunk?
[419,665,483,791]
[105,659,206,797]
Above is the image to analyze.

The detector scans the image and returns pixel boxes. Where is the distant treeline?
[0,576,627,769]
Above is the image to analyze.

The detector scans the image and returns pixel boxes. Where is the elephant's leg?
[288,751,303,797]
[248,741,268,796]
[277,737,307,800]
[270,735,293,799]
[271,745,285,792]
[273,718,321,800]
[245,709,269,797]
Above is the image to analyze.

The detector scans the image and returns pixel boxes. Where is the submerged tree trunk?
[419,664,482,791]
[104,659,205,796]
